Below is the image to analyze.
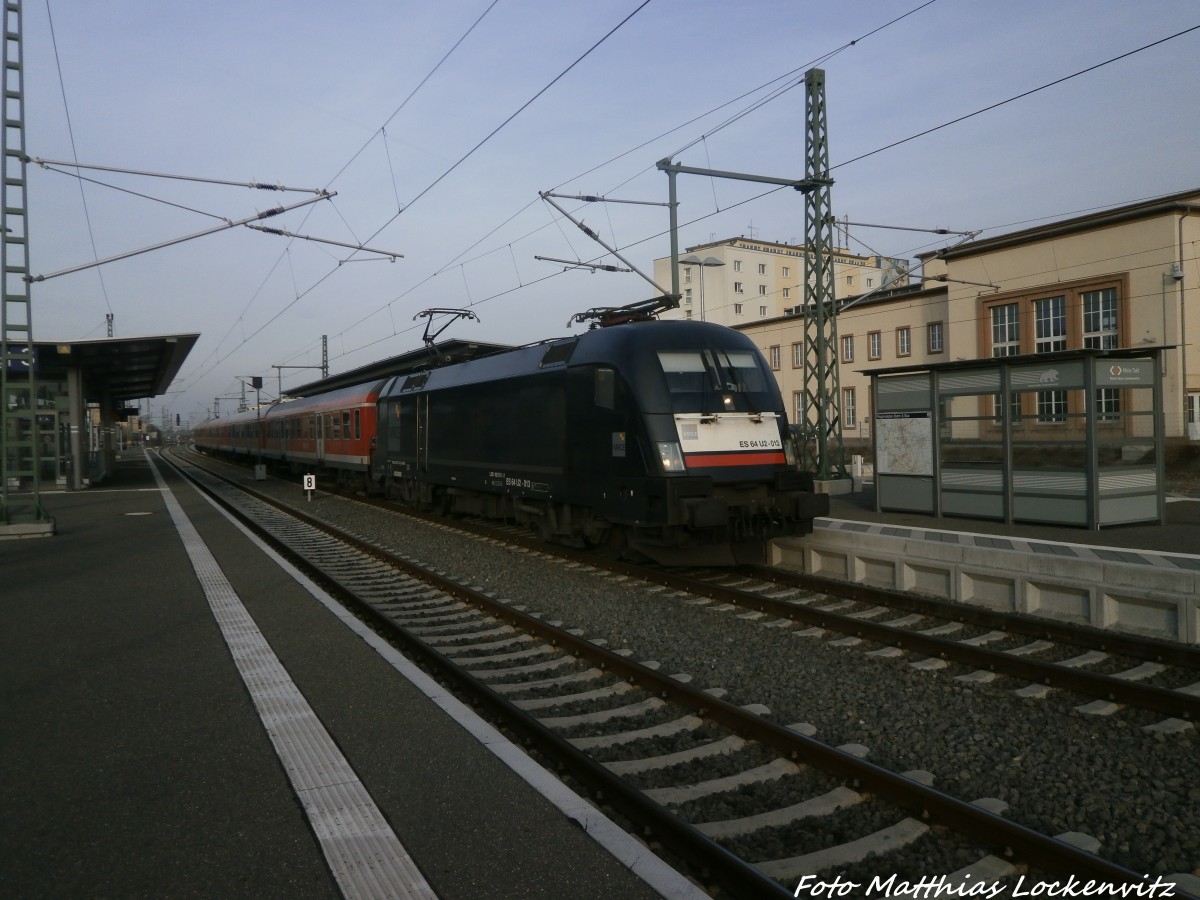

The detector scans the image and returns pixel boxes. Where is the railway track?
[165,448,1200,897]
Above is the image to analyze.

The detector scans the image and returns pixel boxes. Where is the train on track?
[193,317,829,564]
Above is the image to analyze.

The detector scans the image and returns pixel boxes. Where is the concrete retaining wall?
[772,522,1200,645]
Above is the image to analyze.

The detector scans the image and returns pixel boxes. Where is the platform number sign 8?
[303,474,316,492]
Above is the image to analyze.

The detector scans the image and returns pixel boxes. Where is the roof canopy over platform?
[33,333,199,404]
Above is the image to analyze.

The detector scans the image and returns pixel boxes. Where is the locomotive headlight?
[657,441,686,472]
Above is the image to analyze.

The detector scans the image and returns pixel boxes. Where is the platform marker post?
[303,473,315,501]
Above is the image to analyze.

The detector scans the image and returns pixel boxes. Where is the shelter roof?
[32,333,198,402]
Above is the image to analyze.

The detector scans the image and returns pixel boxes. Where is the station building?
[736,188,1200,448]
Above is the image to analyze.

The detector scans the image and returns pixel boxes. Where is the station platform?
[0,451,695,900]
[776,481,1200,645]
[826,481,1200,556]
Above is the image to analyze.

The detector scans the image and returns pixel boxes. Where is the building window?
[782,266,790,278]
[1085,288,1120,418]
[1037,390,1067,423]
[757,263,766,275]
[684,309,692,319]
[897,326,911,357]
[734,303,743,315]
[792,342,803,368]
[793,392,805,427]
[734,282,744,294]
[991,303,1020,357]
[868,330,882,360]
[1034,296,1066,423]
[684,289,692,305]
[866,278,873,287]
[1082,288,1118,349]
[1096,388,1121,421]
[769,345,780,369]
[928,322,944,354]
[782,287,791,299]
[982,278,1125,360]
[733,260,742,272]
[683,267,692,284]
[843,388,856,428]
[759,305,768,317]
[758,284,766,296]
[841,335,854,363]
[1035,296,1067,353]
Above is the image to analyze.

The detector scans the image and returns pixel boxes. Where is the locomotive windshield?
[657,348,773,413]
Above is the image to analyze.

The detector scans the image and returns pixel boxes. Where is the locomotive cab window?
[657,349,773,413]
[657,351,709,394]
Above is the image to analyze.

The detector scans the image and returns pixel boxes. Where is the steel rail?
[357,501,1200,718]
[633,564,1200,721]
[746,564,1200,671]
[163,451,789,899]
[163,450,1174,893]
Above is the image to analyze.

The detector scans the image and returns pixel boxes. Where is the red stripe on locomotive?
[683,450,788,468]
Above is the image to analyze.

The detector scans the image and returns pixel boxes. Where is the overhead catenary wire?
[570,21,1200,279]
[24,157,327,193]
[177,1,505,387]
[187,1,655,397]
[294,3,945,374]
[180,0,935,393]
[834,23,1200,172]
[579,15,1200,268]
[43,0,112,320]
[181,7,1197,404]
[29,192,334,283]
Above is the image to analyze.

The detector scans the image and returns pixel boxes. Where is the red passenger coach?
[194,379,386,492]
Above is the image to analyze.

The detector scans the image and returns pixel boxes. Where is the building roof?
[34,333,199,403]
[919,188,1200,262]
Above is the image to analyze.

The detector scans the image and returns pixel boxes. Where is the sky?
[18,0,1200,425]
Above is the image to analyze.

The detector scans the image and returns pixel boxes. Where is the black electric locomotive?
[373,318,828,564]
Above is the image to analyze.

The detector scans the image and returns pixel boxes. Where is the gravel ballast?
[245,479,1200,880]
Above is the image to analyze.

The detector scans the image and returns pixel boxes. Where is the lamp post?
[679,254,725,322]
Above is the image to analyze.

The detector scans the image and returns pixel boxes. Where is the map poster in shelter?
[875,411,933,476]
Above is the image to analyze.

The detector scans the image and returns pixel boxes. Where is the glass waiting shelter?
[869,348,1166,529]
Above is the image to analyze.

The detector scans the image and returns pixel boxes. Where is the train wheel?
[531,516,553,543]
[591,525,627,559]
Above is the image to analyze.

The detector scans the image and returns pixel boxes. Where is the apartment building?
[737,189,1200,445]
[652,236,906,327]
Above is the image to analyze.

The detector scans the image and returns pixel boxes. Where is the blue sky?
[20,0,1200,424]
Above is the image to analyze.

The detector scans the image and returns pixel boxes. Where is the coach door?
[315,413,324,462]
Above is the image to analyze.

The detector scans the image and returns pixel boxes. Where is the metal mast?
[801,68,845,479]
[1,0,49,531]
